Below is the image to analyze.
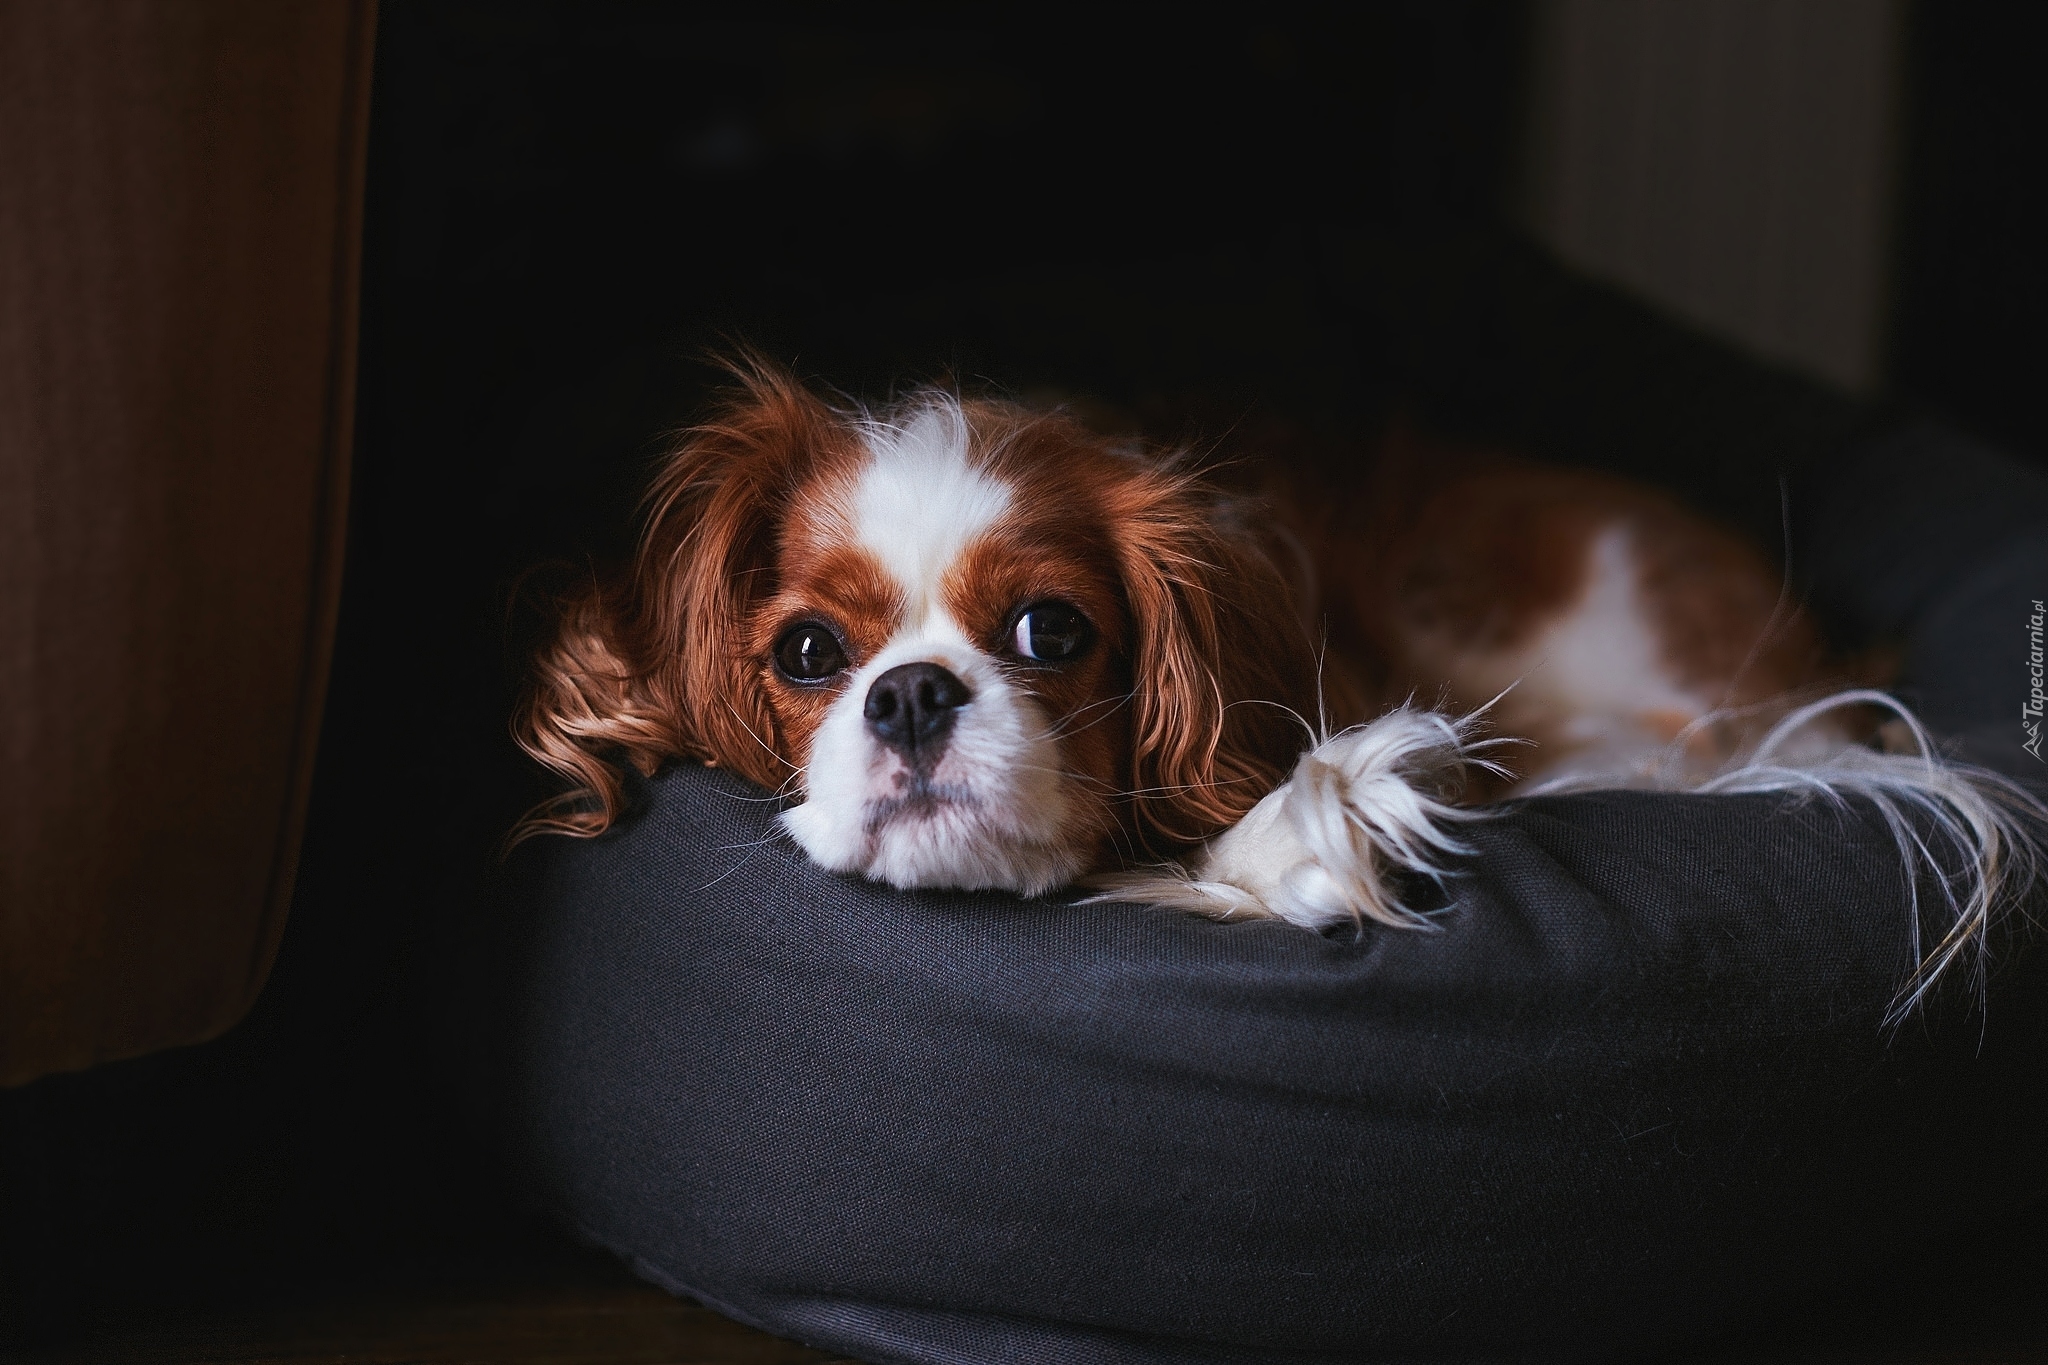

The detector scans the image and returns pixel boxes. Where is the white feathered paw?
[1088,705,1503,931]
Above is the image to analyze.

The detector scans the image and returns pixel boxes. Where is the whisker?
[708,762,810,804]
[1224,695,1320,748]
[723,700,796,772]
[700,832,786,890]
[1115,775,1268,799]
[1042,692,1136,742]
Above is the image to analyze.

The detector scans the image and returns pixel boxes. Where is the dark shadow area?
[1888,2,2048,458]
[3,4,2044,1360]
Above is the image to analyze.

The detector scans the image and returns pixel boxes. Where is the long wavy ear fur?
[1107,464,1324,857]
[511,355,846,843]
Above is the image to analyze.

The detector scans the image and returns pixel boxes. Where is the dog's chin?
[781,784,1087,898]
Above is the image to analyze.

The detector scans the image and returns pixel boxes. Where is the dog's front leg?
[1092,707,1491,930]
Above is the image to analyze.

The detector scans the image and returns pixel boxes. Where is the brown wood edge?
[226,0,381,1040]
[0,1,384,1088]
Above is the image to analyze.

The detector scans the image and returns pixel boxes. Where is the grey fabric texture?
[495,416,2048,1363]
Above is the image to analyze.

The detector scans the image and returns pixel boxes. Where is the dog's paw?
[1088,706,1494,930]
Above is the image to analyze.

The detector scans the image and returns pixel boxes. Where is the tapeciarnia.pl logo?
[2028,598,2046,760]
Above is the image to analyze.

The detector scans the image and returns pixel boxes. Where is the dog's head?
[518,360,1321,894]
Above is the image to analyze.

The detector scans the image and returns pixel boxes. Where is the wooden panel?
[8,1282,846,1365]
[0,0,374,1085]
[7,1259,2041,1364]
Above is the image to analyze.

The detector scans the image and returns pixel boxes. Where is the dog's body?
[519,362,2034,1003]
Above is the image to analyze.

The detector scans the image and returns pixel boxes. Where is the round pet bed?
[493,416,2048,1364]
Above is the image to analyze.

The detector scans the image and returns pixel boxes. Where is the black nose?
[864,662,971,760]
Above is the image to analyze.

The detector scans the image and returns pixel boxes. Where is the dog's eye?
[774,623,848,682]
[1011,602,1093,662]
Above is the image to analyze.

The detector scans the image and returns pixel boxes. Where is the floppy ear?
[1108,466,1324,857]
[513,357,845,841]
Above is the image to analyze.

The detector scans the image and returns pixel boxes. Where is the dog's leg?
[1089,706,1495,930]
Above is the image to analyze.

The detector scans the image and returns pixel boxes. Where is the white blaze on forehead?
[853,399,1011,615]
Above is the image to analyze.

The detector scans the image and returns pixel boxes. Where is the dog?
[516,358,2039,1012]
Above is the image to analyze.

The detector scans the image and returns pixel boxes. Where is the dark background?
[1889,1,2048,459]
[4,1,2045,1351]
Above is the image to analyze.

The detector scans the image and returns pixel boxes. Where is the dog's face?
[528,363,1322,894]
[759,400,1135,893]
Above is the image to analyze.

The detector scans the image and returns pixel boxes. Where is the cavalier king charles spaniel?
[518,359,2038,1009]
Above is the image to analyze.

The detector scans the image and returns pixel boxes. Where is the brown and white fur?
[518,361,2041,1014]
